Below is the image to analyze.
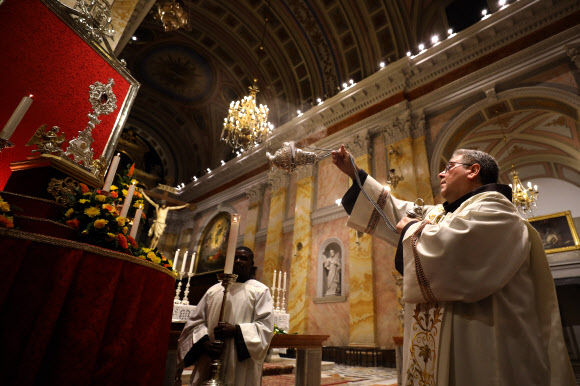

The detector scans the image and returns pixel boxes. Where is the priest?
[332,145,574,385]
[176,246,274,386]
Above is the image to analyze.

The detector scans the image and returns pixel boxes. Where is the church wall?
[230,196,249,238]
[254,239,267,282]
[317,157,348,209]
[286,173,297,218]
[259,186,272,230]
[309,217,351,346]
[513,61,579,90]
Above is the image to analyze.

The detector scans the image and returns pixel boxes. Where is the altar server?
[332,145,573,386]
[177,247,274,386]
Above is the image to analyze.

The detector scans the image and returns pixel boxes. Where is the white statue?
[323,248,341,296]
[141,190,189,249]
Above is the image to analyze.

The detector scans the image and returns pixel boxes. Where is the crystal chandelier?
[221,79,274,151]
[510,169,539,214]
[154,0,191,32]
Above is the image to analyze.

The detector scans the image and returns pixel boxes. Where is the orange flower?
[102,204,118,216]
[0,215,14,228]
[117,233,128,249]
[111,191,118,199]
[80,183,89,193]
[127,163,135,177]
[66,219,80,229]
[127,235,138,248]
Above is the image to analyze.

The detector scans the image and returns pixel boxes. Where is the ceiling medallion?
[221,79,274,152]
[154,0,192,32]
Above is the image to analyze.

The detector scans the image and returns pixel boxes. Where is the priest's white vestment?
[177,279,274,386]
[346,174,574,386]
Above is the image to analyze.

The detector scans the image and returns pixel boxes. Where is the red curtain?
[0,230,175,386]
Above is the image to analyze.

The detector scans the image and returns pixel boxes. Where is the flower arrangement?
[109,163,145,219]
[62,177,174,273]
[0,195,15,229]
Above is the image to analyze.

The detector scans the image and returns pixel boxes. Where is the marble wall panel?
[259,186,272,230]
[389,138,418,201]
[309,217,350,346]
[263,188,287,288]
[231,196,249,237]
[243,205,260,252]
[522,63,579,89]
[254,239,266,282]
[373,134,389,186]
[110,0,139,49]
[412,137,435,205]
[317,157,349,209]
[287,173,297,218]
[372,237,401,348]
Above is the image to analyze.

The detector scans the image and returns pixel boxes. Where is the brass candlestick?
[202,272,238,386]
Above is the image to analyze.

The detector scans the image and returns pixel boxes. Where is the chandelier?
[510,169,539,214]
[221,79,274,151]
[154,0,191,32]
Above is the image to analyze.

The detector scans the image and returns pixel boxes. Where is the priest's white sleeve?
[403,193,529,304]
[237,286,274,362]
[346,174,418,246]
[177,291,210,367]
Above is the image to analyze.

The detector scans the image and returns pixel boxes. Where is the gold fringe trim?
[0,228,176,279]
[0,190,64,206]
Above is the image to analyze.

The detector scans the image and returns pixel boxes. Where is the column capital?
[345,131,370,159]
[268,168,290,192]
[246,183,265,206]
[566,45,580,70]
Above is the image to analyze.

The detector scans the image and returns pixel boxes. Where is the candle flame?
[29,94,34,98]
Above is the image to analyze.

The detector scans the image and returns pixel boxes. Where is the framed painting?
[194,212,231,275]
[528,211,580,254]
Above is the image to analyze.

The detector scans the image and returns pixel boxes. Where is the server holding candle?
[177,243,274,386]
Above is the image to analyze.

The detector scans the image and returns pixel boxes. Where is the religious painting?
[528,211,580,254]
[315,238,346,301]
[194,212,231,275]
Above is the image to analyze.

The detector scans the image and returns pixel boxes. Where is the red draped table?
[0,228,175,386]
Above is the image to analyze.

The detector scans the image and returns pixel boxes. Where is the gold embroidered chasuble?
[346,175,574,386]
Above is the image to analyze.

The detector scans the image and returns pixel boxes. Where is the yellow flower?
[133,202,142,208]
[106,233,116,241]
[142,247,151,253]
[116,217,126,226]
[138,255,146,260]
[110,185,118,191]
[79,199,89,204]
[65,208,74,217]
[148,252,161,264]
[84,206,100,217]
[0,201,10,212]
[83,191,92,196]
[122,226,128,235]
[95,195,106,202]
[122,189,128,197]
[82,230,89,235]
[94,219,108,229]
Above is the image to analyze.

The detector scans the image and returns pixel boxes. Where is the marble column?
[243,184,265,252]
[288,165,315,333]
[263,169,289,289]
[347,133,377,346]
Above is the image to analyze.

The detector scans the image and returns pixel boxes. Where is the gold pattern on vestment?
[365,187,389,235]
[412,220,438,303]
[406,303,442,386]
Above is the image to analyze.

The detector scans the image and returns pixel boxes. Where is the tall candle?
[273,269,277,289]
[223,214,240,274]
[181,250,188,272]
[130,206,142,238]
[188,252,196,273]
[283,271,287,292]
[0,95,33,140]
[103,153,121,191]
[119,182,136,218]
[173,249,180,269]
[278,270,282,289]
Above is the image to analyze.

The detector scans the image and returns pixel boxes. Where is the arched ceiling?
[119,0,450,185]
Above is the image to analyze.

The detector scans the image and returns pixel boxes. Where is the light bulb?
[406,51,412,57]
[448,28,453,35]
[431,35,439,44]
[380,61,385,68]
[418,43,425,51]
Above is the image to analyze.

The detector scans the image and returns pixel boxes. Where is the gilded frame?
[528,211,580,254]
[194,212,231,275]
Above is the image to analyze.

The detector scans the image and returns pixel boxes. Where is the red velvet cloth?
[0,230,175,386]
[0,0,132,189]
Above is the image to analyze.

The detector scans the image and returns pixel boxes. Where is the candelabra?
[174,271,184,304]
[280,286,286,313]
[202,272,238,386]
[510,170,539,215]
[181,273,193,305]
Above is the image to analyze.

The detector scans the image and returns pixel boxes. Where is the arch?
[429,87,580,192]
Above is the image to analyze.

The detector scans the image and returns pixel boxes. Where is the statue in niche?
[141,190,189,249]
[323,247,341,296]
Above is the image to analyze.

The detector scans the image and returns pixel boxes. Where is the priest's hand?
[214,322,236,340]
[202,339,224,359]
[331,145,359,180]
[396,217,415,234]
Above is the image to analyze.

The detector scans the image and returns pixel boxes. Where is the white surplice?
[347,175,574,386]
[177,279,274,386]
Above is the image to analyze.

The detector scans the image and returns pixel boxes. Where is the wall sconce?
[387,147,404,188]
[295,242,303,256]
